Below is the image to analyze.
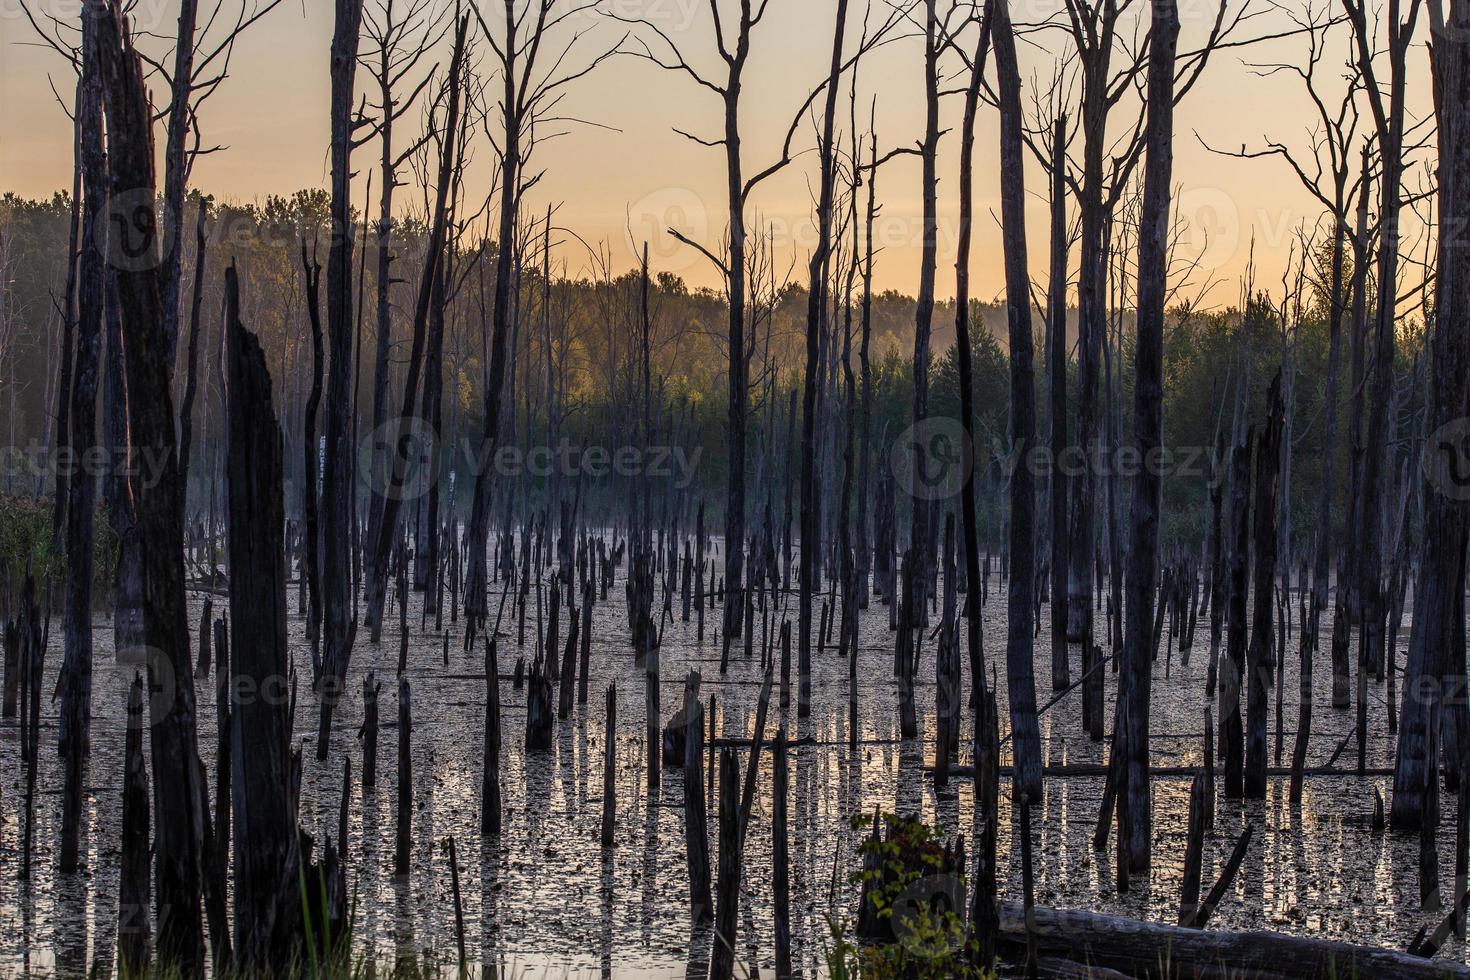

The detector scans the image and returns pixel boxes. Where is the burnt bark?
[1116,0,1179,874]
[59,3,107,875]
[225,263,303,970]
[992,0,1042,802]
[1394,0,1470,829]
[318,0,367,759]
[94,3,206,967]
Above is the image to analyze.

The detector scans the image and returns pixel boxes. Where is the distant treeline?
[0,189,1426,553]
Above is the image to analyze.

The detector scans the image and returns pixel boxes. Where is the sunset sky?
[0,0,1438,305]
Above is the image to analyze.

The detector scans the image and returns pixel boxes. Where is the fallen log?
[943,765,1393,780]
[998,903,1470,979]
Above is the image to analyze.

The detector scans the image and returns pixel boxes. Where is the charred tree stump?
[773,727,792,979]
[119,673,152,977]
[395,677,413,877]
[682,671,713,923]
[558,598,578,719]
[1247,377,1285,800]
[578,582,593,705]
[225,266,303,971]
[526,656,554,753]
[711,746,742,980]
[601,684,617,849]
[362,672,381,791]
[1179,771,1207,924]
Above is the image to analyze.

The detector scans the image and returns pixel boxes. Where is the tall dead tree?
[94,1,205,967]
[1047,111,1070,693]
[463,1,619,642]
[1393,0,1468,830]
[317,0,367,761]
[58,0,107,875]
[1117,0,1180,875]
[1060,0,1134,642]
[992,0,1042,802]
[618,2,895,659]
[800,0,849,723]
[617,1,773,654]
[1059,0,1239,644]
[363,13,468,645]
[1247,376,1285,799]
[908,0,944,610]
[954,6,993,746]
[360,0,445,582]
[1345,0,1423,698]
[301,245,325,673]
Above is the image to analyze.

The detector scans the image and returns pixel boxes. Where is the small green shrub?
[827,812,995,980]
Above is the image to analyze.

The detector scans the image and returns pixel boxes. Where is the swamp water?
[0,556,1456,976]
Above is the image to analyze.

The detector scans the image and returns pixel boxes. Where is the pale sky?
[0,0,1438,305]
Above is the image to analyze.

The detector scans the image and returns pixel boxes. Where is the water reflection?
[1,565,1465,974]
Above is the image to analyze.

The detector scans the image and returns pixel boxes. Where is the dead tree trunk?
[59,3,107,874]
[1221,430,1251,798]
[1116,0,1180,873]
[1347,0,1421,693]
[1047,112,1070,693]
[362,14,468,648]
[318,0,367,763]
[992,0,1042,802]
[1394,0,1469,829]
[95,4,205,966]
[799,0,848,731]
[395,676,413,876]
[119,674,152,977]
[711,745,741,980]
[682,671,713,923]
[301,245,325,673]
[956,9,994,756]
[1247,376,1286,800]
[225,264,303,970]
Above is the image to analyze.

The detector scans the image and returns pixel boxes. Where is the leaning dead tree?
[363,13,469,643]
[359,0,447,586]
